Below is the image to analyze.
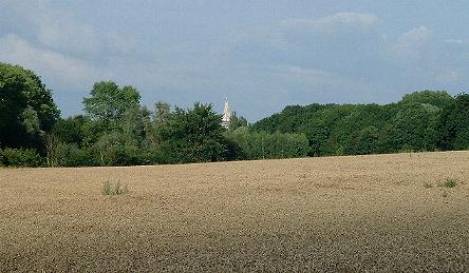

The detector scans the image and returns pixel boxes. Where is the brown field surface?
[1,151,469,272]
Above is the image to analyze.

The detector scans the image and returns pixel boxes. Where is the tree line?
[253,90,469,156]
[0,63,308,167]
[1,62,468,167]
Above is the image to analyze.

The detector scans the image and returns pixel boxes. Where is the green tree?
[400,90,453,109]
[89,105,150,166]
[252,91,454,156]
[51,116,89,145]
[0,63,60,151]
[145,101,171,146]
[438,93,469,150]
[154,101,171,125]
[303,123,329,157]
[79,82,150,166]
[83,81,141,125]
[228,112,248,131]
[156,103,227,163]
[227,128,309,160]
[391,102,442,151]
[354,126,379,155]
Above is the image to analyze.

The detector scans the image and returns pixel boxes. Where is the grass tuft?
[102,180,128,196]
[439,178,457,188]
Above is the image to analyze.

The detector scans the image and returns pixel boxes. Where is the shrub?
[92,132,146,166]
[55,143,96,167]
[102,180,128,196]
[0,148,42,167]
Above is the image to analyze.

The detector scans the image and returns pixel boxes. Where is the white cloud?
[1,1,136,60]
[0,34,103,89]
[36,16,100,58]
[264,64,380,101]
[392,26,432,57]
[35,15,137,59]
[444,39,464,45]
[281,12,379,33]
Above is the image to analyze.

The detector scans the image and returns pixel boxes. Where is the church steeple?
[222,98,231,129]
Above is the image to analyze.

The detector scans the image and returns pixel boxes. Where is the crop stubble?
[1,151,469,272]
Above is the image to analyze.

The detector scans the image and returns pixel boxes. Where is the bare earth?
[1,151,469,273]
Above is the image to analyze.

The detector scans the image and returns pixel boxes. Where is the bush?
[92,132,146,166]
[55,143,96,167]
[0,148,42,167]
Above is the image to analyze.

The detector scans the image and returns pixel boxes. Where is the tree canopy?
[83,81,141,122]
[253,90,469,156]
[0,62,59,151]
[156,103,229,163]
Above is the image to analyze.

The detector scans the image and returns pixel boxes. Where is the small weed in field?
[439,178,457,188]
[102,180,128,196]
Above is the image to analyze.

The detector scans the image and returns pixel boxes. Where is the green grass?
[439,178,457,188]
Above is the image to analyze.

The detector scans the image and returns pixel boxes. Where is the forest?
[1,62,469,167]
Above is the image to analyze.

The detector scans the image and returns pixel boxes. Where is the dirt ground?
[1,151,469,273]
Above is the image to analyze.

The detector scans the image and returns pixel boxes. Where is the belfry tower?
[222,98,232,129]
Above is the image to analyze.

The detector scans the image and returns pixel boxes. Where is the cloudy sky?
[1,1,468,120]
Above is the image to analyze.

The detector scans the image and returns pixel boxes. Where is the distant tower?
[222,98,232,129]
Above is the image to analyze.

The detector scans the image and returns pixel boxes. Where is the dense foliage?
[1,63,469,167]
[253,91,469,156]
[0,63,60,152]
[226,127,309,160]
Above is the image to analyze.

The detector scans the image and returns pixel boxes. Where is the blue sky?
[1,1,468,120]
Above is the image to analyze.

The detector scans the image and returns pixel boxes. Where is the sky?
[1,0,469,121]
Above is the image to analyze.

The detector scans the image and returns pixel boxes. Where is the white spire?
[222,98,231,129]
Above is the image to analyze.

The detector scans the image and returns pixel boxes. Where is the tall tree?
[438,93,469,150]
[0,63,60,151]
[83,81,141,124]
[81,81,148,165]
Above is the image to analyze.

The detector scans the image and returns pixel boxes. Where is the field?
[1,151,469,272]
